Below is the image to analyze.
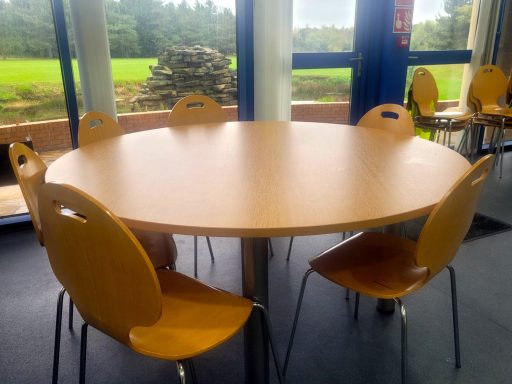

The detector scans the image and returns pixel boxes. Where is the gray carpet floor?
[1,152,512,384]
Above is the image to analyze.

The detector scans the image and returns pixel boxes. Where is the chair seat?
[129,270,253,360]
[309,232,429,299]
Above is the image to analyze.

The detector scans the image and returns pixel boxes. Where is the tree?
[106,0,141,57]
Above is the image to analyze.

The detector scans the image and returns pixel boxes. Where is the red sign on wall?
[393,8,413,33]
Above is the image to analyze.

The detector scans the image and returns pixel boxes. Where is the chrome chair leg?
[194,236,198,278]
[176,360,186,384]
[354,292,360,319]
[286,237,294,261]
[206,237,215,262]
[394,298,407,384]
[283,268,314,376]
[69,297,74,330]
[268,238,275,258]
[252,302,284,384]
[52,288,66,384]
[186,359,198,384]
[79,323,88,384]
[447,265,461,368]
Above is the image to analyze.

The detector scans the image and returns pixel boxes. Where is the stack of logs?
[131,45,237,111]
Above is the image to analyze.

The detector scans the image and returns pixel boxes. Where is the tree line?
[0,0,471,59]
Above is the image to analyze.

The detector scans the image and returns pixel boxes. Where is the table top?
[46,121,470,237]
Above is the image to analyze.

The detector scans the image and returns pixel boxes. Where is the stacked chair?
[469,65,512,178]
[407,67,472,148]
[284,154,494,384]
[38,182,283,384]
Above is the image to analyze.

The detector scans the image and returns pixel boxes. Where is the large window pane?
[105,0,237,114]
[0,0,73,221]
[293,0,356,53]
[410,0,473,51]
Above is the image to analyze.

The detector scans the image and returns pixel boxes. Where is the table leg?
[241,238,269,384]
[377,224,405,313]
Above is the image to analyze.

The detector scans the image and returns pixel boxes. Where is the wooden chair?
[77,111,124,147]
[410,67,472,146]
[38,182,283,384]
[168,94,228,126]
[9,142,70,384]
[285,105,414,265]
[357,104,415,136]
[470,65,512,177]
[168,95,227,277]
[283,155,494,384]
[78,111,178,271]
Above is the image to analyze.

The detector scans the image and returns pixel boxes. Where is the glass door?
[291,0,373,125]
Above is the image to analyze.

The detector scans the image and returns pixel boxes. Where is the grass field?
[0,58,464,124]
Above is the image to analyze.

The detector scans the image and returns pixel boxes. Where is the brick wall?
[0,101,467,152]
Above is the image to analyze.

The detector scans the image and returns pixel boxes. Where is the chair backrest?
[466,82,481,113]
[471,65,508,109]
[9,142,47,245]
[78,111,124,147]
[38,182,162,344]
[356,104,415,136]
[507,70,512,106]
[416,155,494,276]
[412,67,438,116]
[168,95,227,126]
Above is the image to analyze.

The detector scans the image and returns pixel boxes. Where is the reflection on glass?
[410,0,473,51]
[106,0,238,113]
[293,0,356,52]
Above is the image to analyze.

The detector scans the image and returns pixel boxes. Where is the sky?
[164,0,448,28]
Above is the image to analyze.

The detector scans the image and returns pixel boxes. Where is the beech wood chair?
[470,65,512,178]
[287,105,414,264]
[168,95,226,276]
[9,142,71,384]
[77,111,124,147]
[38,182,283,384]
[78,111,178,271]
[357,104,415,136]
[284,154,494,384]
[410,67,472,147]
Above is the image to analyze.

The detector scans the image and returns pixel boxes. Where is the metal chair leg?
[286,236,294,261]
[186,359,198,384]
[354,292,360,319]
[79,323,88,384]
[394,298,407,384]
[268,238,275,258]
[253,302,283,384]
[447,265,461,368]
[194,236,198,278]
[283,268,314,376]
[206,236,215,262]
[176,360,186,384]
[68,297,74,330]
[52,288,65,384]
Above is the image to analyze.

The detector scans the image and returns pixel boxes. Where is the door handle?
[349,52,364,77]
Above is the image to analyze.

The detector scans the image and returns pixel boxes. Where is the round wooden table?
[46,121,470,384]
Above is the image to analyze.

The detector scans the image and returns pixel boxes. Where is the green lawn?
[0,57,464,124]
